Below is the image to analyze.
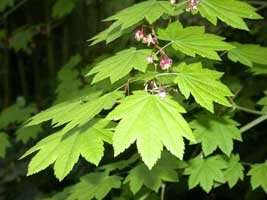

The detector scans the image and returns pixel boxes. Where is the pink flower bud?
[186,0,201,12]
[160,57,173,70]
[146,55,154,64]
[135,29,145,41]
[142,35,148,44]
[158,91,167,99]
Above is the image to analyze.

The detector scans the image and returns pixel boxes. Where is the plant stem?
[155,42,173,56]
[2,0,29,19]
[234,104,267,115]
[138,192,150,200]
[161,183,166,200]
[240,114,267,133]
[154,72,180,78]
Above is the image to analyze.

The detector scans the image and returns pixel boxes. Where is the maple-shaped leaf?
[190,115,242,156]
[27,91,124,134]
[222,154,244,188]
[257,91,267,112]
[66,172,121,200]
[0,0,14,12]
[0,132,11,158]
[52,0,76,19]
[248,161,267,193]
[174,62,233,112]
[228,42,267,68]
[86,48,153,84]
[21,120,113,181]
[158,22,233,60]
[124,151,181,194]
[107,91,195,169]
[198,0,262,31]
[0,102,37,129]
[9,26,35,52]
[184,155,227,193]
[90,0,185,45]
[15,125,42,144]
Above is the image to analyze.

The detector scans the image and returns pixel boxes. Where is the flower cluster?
[160,57,173,70]
[135,28,157,46]
[185,0,201,12]
[135,29,173,70]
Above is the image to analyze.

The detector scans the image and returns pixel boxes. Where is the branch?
[2,0,29,20]
[240,114,267,133]
[161,183,166,200]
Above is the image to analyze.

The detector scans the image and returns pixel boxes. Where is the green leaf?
[0,0,14,12]
[52,0,76,19]
[124,151,180,194]
[0,102,37,129]
[248,161,267,193]
[9,26,35,52]
[90,0,185,45]
[184,155,227,193]
[22,120,112,181]
[0,132,11,158]
[98,153,139,173]
[250,64,267,75]
[228,42,267,68]
[190,115,242,156]
[66,172,121,200]
[257,91,267,112]
[158,22,233,60]
[27,91,124,134]
[222,154,244,188]
[198,0,262,31]
[55,55,82,103]
[174,62,233,112]
[15,125,42,144]
[107,91,195,169]
[87,48,153,84]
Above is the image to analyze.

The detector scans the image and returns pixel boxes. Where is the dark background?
[0,0,267,199]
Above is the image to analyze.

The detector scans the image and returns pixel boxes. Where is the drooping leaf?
[198,0,262,31]
[27,91,124,134]
[87,48,153,84]
[184,155,227,193]
[15,125,42,144]
[21,119,112,181]
[228,42,267,67]
[66,172,121,200]
[174,62,233,112]
[0,0,14,12]
[0,132,11,158]
[124,151,181,194]
[157,22,233,60]
[222,154,244,188]
[90,0,185,45]
[190,115,242,156]
[52,0,76,19]
[107,91,195,169]
[248,161,267,193]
